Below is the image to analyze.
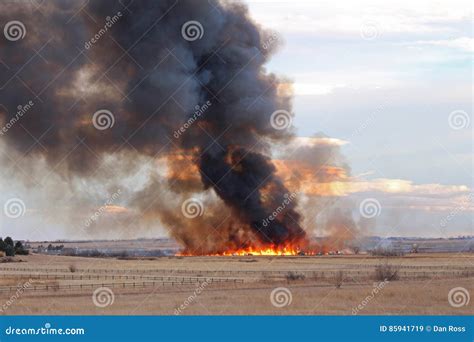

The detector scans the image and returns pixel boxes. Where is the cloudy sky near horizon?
[0,0,472,241]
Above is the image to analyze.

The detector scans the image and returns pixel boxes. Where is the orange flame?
[177,244,321,256]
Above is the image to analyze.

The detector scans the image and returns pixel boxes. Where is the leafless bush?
[68,264,77,273]
[285,271,305,282]
[352,246,360,255]
[334,270,344,289]
[375,263,399,281]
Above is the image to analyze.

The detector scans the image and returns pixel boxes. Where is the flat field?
[0,253,472,315]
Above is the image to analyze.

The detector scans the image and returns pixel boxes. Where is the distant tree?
[4,245,15,257]
[4,237,14,247]
[0,238,30,256]
[14,241,29,255]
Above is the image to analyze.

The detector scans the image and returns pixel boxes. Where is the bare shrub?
[285,271,305,282]
[375,263,399,281]
[334,270,344,289]
[68,264,77,273]
[352,246,360,255]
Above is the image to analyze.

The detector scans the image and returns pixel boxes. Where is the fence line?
[1,270,472,284]
[1,265,473,276]
[0,270,469,294]
[0,273,248,283]
[0,278,244,293]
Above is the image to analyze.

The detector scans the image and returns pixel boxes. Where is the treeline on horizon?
[0,237,29,256]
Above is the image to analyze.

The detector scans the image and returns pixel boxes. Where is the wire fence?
[0,273,249,282]
[0,278,244,293]
[0,269,469,294]
[1,265,473,277]
[1,269,471,286]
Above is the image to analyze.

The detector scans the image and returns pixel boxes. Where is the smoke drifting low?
[0,0,357,253]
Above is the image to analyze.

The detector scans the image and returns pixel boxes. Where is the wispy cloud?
[406,37,474,52]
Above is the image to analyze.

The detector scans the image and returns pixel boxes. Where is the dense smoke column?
[199,147,306,246]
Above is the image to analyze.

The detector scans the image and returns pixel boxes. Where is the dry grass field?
[0,253,472,315]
